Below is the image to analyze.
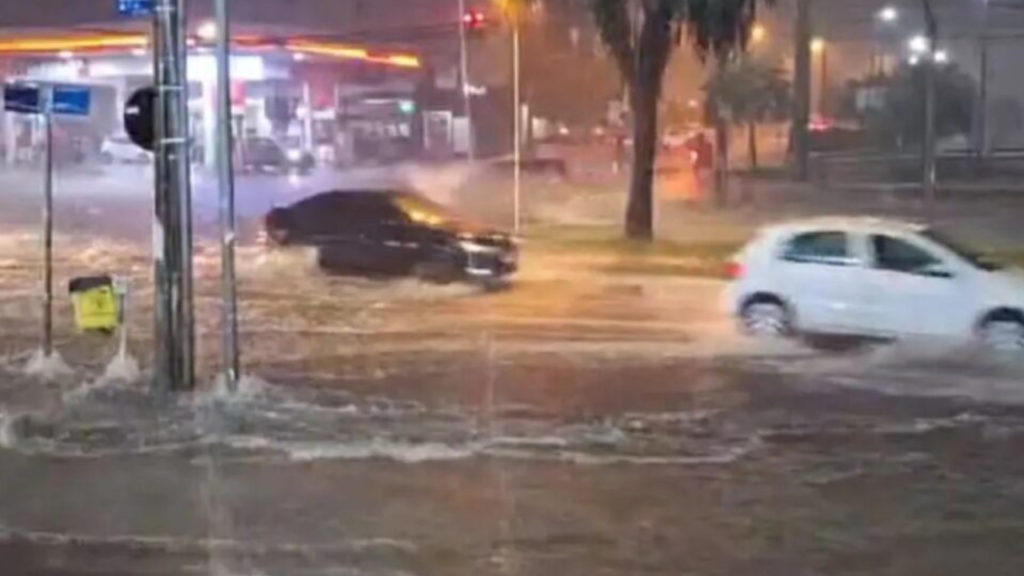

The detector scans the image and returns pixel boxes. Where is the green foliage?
[704,58,791,125]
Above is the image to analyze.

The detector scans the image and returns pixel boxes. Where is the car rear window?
[781,231,852,266]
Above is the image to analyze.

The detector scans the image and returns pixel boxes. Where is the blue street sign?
[52,86,92,117]
[117,0,154,17]
[4,84,42,114]
[3,84,92,116]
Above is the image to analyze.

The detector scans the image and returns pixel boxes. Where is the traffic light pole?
[457,0,476,161]
[153,0,195,393]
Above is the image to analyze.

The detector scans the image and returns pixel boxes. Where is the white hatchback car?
[725,217,1024,349]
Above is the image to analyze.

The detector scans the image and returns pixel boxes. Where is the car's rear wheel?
[978,311,1024,351]
[740,297,792,338]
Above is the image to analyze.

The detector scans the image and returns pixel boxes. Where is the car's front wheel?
[978,311,1024,351]
[740,297,792,338]
[414,254,461,285]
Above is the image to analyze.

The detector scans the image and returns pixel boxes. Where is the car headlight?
[286,149,302,162]
[458,240,497,254]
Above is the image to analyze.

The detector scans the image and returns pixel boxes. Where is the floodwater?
[2,170,1024,574]
[2,235,1024,575]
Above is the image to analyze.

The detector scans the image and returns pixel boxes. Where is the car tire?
[978,310,1024,351]
[414,254,460,285]
[739,296,793,338]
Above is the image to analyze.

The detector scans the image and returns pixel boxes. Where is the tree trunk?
[626,84,659,240]
[748,122,759,170]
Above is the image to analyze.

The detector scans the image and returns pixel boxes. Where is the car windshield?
[921,228,1004,271]
[391,193,459,227]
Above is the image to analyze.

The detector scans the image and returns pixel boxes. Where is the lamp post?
[811,37,827,117]
[457,0,476,161]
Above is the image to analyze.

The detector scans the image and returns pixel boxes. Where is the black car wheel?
[414,254,461,285]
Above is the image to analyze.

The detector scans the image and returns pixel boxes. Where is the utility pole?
[456,0,476,161]
[921,0,938,205]
[792,0,812,181]
[153,0,195,392]
[974,0,990,160]
[511,1,522,233]
[215,0,240,391]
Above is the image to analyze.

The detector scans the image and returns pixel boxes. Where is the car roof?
[761,216,928,238]
[287,189,409,208]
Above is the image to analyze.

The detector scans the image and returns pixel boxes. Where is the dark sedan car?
[241,137,315,175]
[263,190,518,284]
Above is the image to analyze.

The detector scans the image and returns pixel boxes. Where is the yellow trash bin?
[69,276,119,333]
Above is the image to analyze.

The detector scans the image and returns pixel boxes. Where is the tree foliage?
[586,0,772,239]
[704,58,790,126]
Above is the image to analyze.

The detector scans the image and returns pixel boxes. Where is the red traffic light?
[463,9,486,30]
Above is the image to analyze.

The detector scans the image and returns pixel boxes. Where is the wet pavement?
[2,171,1024,574]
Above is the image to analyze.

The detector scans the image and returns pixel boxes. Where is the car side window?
[871,235,946,276]
[781,231,853,266]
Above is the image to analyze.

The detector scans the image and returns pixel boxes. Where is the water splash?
[22,349,73,380]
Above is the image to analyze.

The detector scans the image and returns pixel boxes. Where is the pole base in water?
[23,349,72,381]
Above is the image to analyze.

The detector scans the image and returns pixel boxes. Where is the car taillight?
[727,261,745,279]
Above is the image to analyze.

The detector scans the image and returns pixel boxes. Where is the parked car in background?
[725,217,1024,350]
[101,134,152,164]
[263,190,518,285]
[240,136,315,174]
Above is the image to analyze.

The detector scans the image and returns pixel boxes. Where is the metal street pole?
[975,0,990,159]
[921,0,938,205]
[819,45,828,116]
[215,0,240,392]
[153,0,195,392]
[42,86,54,358]
[512,6,522,233]
[457,0,476,161]
[792,0,812,181]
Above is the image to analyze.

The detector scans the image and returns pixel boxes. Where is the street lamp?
[908,34,930,54]
[811,38,827,116]
[878,6,899,23]
[751,24,767,44]
[933,49,949,64]
[197,20,217,42]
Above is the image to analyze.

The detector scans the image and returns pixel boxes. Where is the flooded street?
[2,223,1024,575]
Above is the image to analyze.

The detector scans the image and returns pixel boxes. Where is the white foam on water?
[220,433,762,467]
[22,349,73,380]
[102,351,142,384]
[224,436,480,464]
[0,411,16,449]
[0,527,418,558]
[199,374,274,406]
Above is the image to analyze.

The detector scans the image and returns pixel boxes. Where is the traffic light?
[463,9,487,34]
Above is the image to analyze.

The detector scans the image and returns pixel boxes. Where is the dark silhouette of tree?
[588,0,772,239]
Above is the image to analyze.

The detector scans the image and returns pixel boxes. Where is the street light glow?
[810,37,826,53]
[878,6,899,23]
[908,35,929,54]
[934,49,949,63]
[751,24,767,43]
[196,20,217,41]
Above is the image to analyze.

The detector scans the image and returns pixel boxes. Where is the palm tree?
[704,58,791,170]
[589,0,773,240]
